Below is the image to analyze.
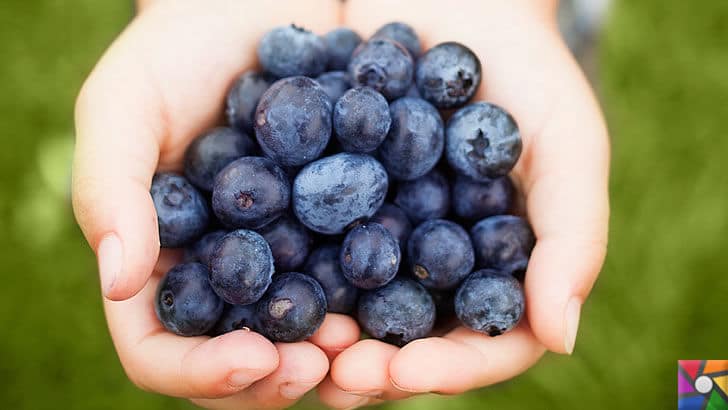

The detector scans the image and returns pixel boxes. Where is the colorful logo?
[678,360,728,409]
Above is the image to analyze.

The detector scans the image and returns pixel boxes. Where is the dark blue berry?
[155,263,224,336]
[357,278,435,346]
[184,127,256,191]
[372,22,422,58]
[405,83,421,98]
[257,24,328,78]
[394,170,450,224]
[208,303,259,336]
[324,28,362,71]
[408,219,474,290]
[415,42,481,109]
[348,38,413,100]
[340,223,400,290]
[226,71,272,134]
[259,215,312,272]
[452,175,514,221]
[455,269,524,336]
[316,71,351,103]
[369,203,412,250]
[257,272,327,342]
[151,173,210,248]
[304,244,359,313]
[470,215,535,279]
[184,230,226,267]
[446,102,522,179]
[209,229,274,305]
[333,87,391,153]
[212,157,290,230]
[378,97,444,180]
[292,153,388,234]
[254,76,333,167]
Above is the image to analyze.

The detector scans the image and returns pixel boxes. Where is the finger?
[330,339,412,400]
[388,324,545,394]
[104,276,279,398]
[308,313,361,361]
[192,341,329,409]
[318,376,377,410]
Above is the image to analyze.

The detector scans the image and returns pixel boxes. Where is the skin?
[73,0,608,408]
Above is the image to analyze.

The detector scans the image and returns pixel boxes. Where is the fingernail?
[97,234,122,297]
[390,377,423,393]
[343,396,370,410]
[346,389,383,398]
[564,297,582,355]
[228,370,255,389]
[279,381,317,400]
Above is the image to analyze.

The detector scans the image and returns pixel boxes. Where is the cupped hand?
[318,0,610,407]
[72,1,361,408]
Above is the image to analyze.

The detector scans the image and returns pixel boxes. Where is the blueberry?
[452,175,514,221]
[208,303,259,336]
[324,28,362,70]
[369,203,412,249]
[378,97,444,180]
[209,229,274,305]
[408,219,474,290]
[184,127,256,192]
[372,21,422,58]
[151,173,210,248]
[333,87,391,153]
[446,102,522,179]
[212,157,290,230]
[415,42,481,109]
[394,170,450,224]
[357,278,435,346]
[315,71,351,103]
[226,71,272,134]
[293,153,388,234]
[405,83,421,98]
[259,215,312,272]
[254,76,332,167]
[455,269,524,336]
[304,244,359,313]
[155,263,224,336]
[257,24,328,78]
[348,38,413,100]
[340,223,400,290]
[470,215,535,279]
[256,272,327,342]
[184,230,227,267]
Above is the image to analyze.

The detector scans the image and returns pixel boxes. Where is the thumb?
[73,34,163,301]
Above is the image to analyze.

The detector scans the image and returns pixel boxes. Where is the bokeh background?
[1,0,727,409]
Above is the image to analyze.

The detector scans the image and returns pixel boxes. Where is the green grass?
[1,0,727,409]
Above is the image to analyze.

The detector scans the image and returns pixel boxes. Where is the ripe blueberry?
[184,230,226,268]
[455,269,524,336]
[452,175,514,221]
[357,278,435,346]
[255,76,332,167]
[293,153,388,234]
[212,156,290,230]
[316,71,351,103]
[208,303,259,336]
[348,38,413,100]
[446,102,522,179]
[155,263,224,336]
[378,97,444,180]
[226,71,272,134]
[408,219,475,290]
[257,272,327,342]
[470,215,535,279]
[416,42,481,109]
[333,87,391,153]
[208,229,274,305]
[257,24,328,78]
[324,28,362,71]
[340,223,401,290]
[151,173,210,248]
[372,21,422,58]
[370,203,412,250]
[394,170,450,224]
[259,215,312,272]
[184,127,256,192]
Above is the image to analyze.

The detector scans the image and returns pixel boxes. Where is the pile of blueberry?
[152,22,535,346]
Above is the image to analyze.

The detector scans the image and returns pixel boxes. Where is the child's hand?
[317,1,610,407]
[72,2,360,408]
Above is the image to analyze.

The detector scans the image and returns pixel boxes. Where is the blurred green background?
[1,0,727,409]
